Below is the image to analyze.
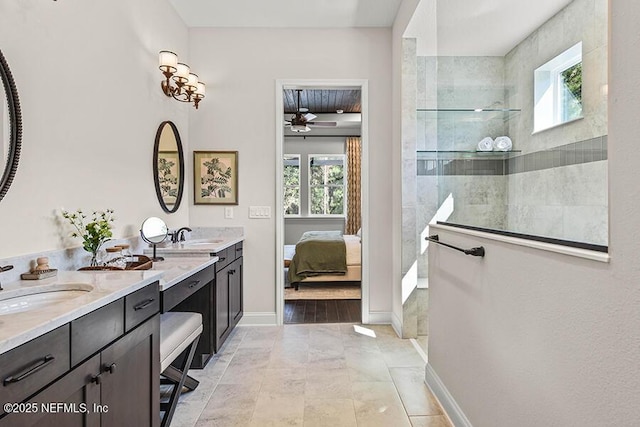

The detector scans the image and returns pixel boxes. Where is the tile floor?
[168,324,451,427]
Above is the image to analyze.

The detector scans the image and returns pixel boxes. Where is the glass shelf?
[416,108,521,112]
[416,108,521,121]
[417,150,522,160]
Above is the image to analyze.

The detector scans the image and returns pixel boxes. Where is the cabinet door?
[100,315,160,427]
[215,265,230,351]
[0,354,100,427]
[229,257,243,326]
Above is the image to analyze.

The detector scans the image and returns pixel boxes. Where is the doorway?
[275,80,369,325]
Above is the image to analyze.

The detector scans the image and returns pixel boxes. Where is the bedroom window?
[309,154,345,216]
[283,155,301,215]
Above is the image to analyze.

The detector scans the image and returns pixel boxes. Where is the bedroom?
[281,88,363,324]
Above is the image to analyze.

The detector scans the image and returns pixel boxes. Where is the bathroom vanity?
[154,237,244,368]
[0,234,244,426]
[0,272,163,426]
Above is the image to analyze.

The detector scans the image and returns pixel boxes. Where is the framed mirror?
[0,49,22,203]
[153,121,184,213]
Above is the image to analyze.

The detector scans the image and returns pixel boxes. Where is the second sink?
[0,284,94,316]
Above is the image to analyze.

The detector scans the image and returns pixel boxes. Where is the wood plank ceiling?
[283,89,361,114]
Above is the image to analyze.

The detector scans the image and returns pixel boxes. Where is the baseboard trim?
[391,311,403,337]
[366,311,392,324]
[425,363,473,427]
[237,312,277,326]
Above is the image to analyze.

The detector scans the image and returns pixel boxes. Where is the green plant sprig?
[61,209,115,255]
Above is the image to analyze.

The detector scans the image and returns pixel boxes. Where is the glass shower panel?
[421,0,608,250]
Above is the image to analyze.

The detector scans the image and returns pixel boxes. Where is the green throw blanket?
[288,231,347,285]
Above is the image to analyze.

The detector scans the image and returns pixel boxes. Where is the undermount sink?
[182,239,223,246]
[0,284,94,316]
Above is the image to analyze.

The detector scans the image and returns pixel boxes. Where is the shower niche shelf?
[417,150,522,160]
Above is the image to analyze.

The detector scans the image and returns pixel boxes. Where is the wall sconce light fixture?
[159,50,205,109]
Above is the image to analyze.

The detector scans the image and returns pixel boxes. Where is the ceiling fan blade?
[304,113,317,121]
[307,121,337,127]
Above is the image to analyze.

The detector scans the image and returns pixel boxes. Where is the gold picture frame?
[194,151,238,205]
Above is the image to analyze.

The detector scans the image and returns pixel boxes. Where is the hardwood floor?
[284,299,361,324]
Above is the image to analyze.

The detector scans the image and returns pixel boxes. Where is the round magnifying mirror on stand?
[140,217,168,261]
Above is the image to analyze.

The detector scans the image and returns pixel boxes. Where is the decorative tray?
[78,255,152,271]
[126,255,153,270]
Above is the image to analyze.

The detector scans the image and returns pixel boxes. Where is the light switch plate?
[249,206,271,218]
[225,207,234,219]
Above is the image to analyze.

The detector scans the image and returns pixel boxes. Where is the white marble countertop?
[148,256,218,291]
[144,236,243,258]
[0,270,163,356]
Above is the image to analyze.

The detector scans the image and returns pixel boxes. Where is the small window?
[309,155,345,216]
[283,155,300,216]
[534,42,583,132]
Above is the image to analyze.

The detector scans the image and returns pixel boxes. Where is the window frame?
[307,153,347,218]
[533,41,583,133]
[283,154,301,217]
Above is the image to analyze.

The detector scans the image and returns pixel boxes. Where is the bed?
[285,231,361,290]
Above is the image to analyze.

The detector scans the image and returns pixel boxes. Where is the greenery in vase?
[61,209,115,260]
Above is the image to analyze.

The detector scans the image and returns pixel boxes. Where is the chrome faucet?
[0,265,14,291]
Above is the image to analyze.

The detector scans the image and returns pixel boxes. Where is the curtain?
[345,137,362,235]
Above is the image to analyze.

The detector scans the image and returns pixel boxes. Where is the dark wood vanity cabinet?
[164,241,244,369]
[167,264,217,369]
[0,282,160,427]
[214,242,243,353]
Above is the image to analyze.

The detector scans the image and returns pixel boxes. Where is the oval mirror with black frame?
[153,121,184,213]
[0,49,22,203]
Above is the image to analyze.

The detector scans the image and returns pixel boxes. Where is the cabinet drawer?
[71,299,124,366]
[214,247,232,271]
[162,264,215,312]
[125,281,160,332]
[234,242,243,259]
[0,324,70,413]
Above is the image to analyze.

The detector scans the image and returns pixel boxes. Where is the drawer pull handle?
[236,248,242,252]
[91,374,102,385]
[3,354,55,386]
[228,269,236,275]
[218,257,226,262]
[134,298,155,311]
[105,363,117,374]
[188,280,201,289]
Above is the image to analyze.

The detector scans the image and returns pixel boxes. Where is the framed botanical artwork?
[157,151,180,206]
[194,151,239,205]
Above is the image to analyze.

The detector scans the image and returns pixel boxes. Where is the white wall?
[187,28,392,317]
[0,0,190,259]
[427,2,640,425]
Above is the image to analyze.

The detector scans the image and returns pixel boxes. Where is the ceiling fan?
[285,89,337,133]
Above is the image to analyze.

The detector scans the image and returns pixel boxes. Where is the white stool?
[160,312,203,427]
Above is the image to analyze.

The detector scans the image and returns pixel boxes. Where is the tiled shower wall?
[416,56,510,252]
[414,0,608,248]
[503,0,608,245]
